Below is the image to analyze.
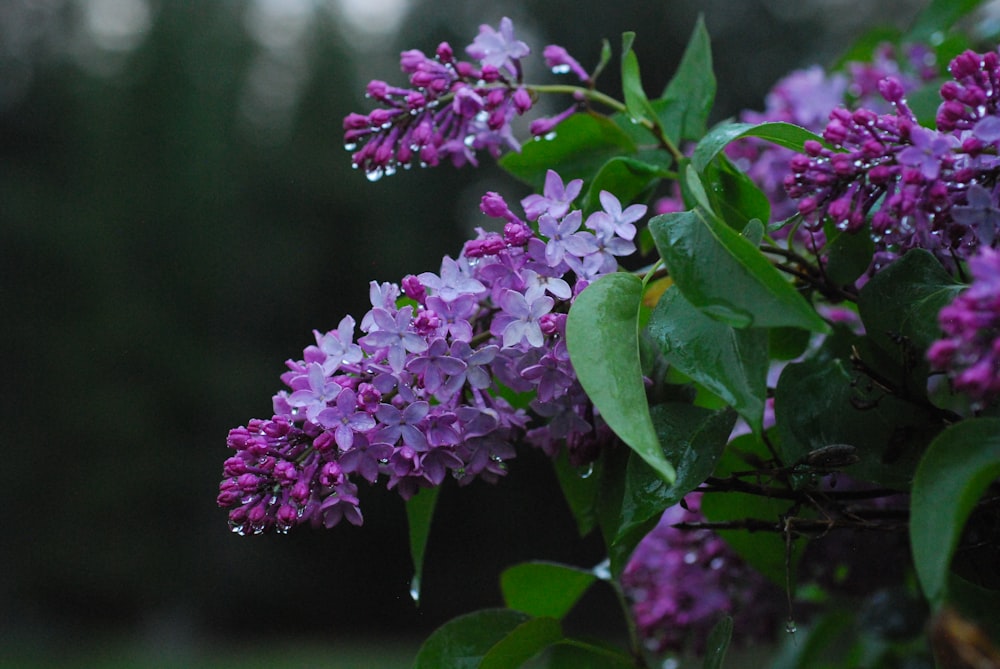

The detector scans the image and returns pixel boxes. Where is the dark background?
[1,0,943,663]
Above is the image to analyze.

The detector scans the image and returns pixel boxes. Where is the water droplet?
[543,132,557,141]
[550,64,571,74]
[409,575,421,604]
[591,558,611,580]
[785,619,798,634]
[661,659,680,669]
[683,551,698,565]
[343,142,357,151]
[229,522,247,536]
[578,462,594,479]
[366,168,384,182]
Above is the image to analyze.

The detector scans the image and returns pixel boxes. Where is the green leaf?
[500,114,637,190]
[614,402,736,560]
[649,209,830,332]
[704,616,734,669]
[911,418,1000,605]
[620,32,661,132]
[525,638,636,668]
[859,248,963,358]
[769,326,812,361]
[691,121,827,173]
[567,272,675,484]
[501,561,598,620]
[552,450,600,536]
[658,15,715,142]
[908,0,988,42]
[480,617,564,669]
[683,162,713,213]
[824,227,874,288]
[405,485,439,606]
[703,155,771,231]
[647,287,767,432]
[412,608,531,669]
[774,342,934,488]
[592,38,612,83]
[581,156,665,214]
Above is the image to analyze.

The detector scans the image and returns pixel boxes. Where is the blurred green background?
[0,0,951,665]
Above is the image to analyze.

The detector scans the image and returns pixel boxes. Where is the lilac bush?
[222,10,1000,667]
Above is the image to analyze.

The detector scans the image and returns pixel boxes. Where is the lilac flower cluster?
[928,247,1000,403]
[218,170,642,535]
[621,495,780,654]
[784,48,1000,270]
[728,44,937,224]
[343,17,532,179]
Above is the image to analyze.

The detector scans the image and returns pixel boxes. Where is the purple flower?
[928,247,1000,403]
[896,125,955,179]
[521,170,584,221]
[587,191,646,241]
[419,256,486,301]
[952,183,1000,246]
[492,289,554,348]
[621,495,780,654]
[406,337,468,395]
[316,389,377,450]
[359,306,429,373]
[466,17,529,73]
[286,362,342,423]
[374,401,430,451]
[543,44,590,82]
[538,210,598,267]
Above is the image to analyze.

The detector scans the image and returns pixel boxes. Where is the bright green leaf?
[621,32,660,132]
[412,609,531,669]
[582,156,666,214]
[704,616,734,669]
[567,272,675,484]
[691,121,827,173]
[500,114,637,190]
[501,561,598,620]
[479,617,564,669]
[405,485,439,606]
[911,418,1000,604]
[648,287,767,432]
[649,209,830,332]
[658,15,715,142]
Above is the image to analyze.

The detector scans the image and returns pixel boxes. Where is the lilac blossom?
[344,18,541,178]
[219,172,645,536]
[521,169,584,221]
[621,495,780,654]
[928,247,1000,403]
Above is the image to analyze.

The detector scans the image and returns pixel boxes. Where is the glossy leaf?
[614,402,736,559]
[704,616,734,669]
[658,15,715,142]
[525,639,636,668]
[824,227,874,288]
[501,561,598,620]
[911,418,1000,605]
[703,156,771,232]
[552,450,600,536]
[567,272,676,484]
[648,287,767,432]
[581,156,666,214]
[691,121,827,173]
[621,32,660,132]
[479,617,564,669]
[909,0,988,42]
[500,113,637,190]
[859,248,962,359]
[649,209,829,332]
[412,608,532,669]
[405,485,439,606]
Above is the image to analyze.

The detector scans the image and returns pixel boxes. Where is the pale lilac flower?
[538,210,597,267]
[316,389,377,450]
[286,362,342,423]
[587,191,646,240]
[492,289,554,348]
[521,169,584,221]
[466,17,529,73]
[419,256,486,301]
[359,306,429,373]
